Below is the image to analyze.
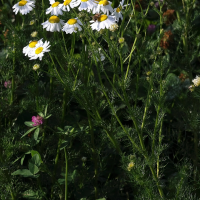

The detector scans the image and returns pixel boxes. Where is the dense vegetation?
[1,0,200,199]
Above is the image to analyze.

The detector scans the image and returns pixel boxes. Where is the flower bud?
[31,31,38,37]
[29,20,35,25]
[33,64,40,71]
[127,162,134,171]
[150,1,154,6]
[118,37,125,44]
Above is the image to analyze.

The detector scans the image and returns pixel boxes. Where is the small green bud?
[150,1,154,6]
[110,36,114,40]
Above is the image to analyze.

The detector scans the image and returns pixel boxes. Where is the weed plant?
[1,0,200,199]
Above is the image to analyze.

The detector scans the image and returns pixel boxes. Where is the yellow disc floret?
[29,41,38,48]
[98,14,108,22]
[81,0,88,2]
[67,19,77,25]
[99,0,109,6]
[35,47,43,54]
[49,16,60,23]
[18,0,27,6]
[116,7,121,12]
[52,2,60,7]
[63,0,72,5]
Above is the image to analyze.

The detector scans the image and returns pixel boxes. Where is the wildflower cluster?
[13,0,128,62]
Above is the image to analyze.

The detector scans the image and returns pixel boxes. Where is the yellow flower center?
[35,47,43,54]
[52,2,60,7]
[81,0,88,2]
[67,19,77,25]
[18,0,27,6]
[99,0,109,6]
[116,7,121,12]
[98,14,108,22]
[29,41,38,48]
[49,16,60,23]
[63,0,72,5]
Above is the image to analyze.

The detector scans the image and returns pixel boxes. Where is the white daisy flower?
[90,14,115,31]
[23,39,43,57]
[49,0,56,3]
[61,0,78,11]
[70,0,96,12]
[119,0,125,8]
[192,76,200,87]
[93,0,113,15]
[62,18,83,34]
[92,0,100,3]
[41,16,65,32]
[12,0,35,15]
[29,41,51,61]
[118,0,129,9]
[112,7,123,22]
[46,1,63,16]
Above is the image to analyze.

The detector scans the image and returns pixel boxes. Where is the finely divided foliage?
[1,0,200,199]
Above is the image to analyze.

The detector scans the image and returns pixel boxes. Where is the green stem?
[48,53,65,85]
[149,165,165,198]
[70,33,75,56]
[42,0,45,23]
[34,71,39,111]
[193,131,198,182]
[10,190,15,200]
[87,112,98,199]
[64,147,68,200]
[50,75,53,100]
[152,103,161,154]
[10,41,15,105]
[51,86,68,198]
[124,37,137,78]
[156,118,163,178]
[62,31,68,56]
[152,62,163,154]
[134,58,141,108]
[140,81,152,135]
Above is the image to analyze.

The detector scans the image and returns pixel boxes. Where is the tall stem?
[70,33,75,56]
[193,130,198,183]
[10,41,15,105]
[156,118,163,178]
[34,71,39,111]
[42,0,45,23]
[87,112,98,199]
[64,147,68,200]
[62,31,68,56]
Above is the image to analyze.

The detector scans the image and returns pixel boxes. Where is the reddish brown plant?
[160,30,173,49]
[179,73,188,82]
[163,10,176,25]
